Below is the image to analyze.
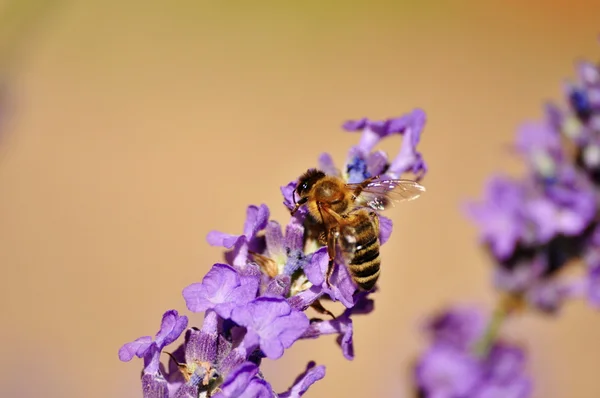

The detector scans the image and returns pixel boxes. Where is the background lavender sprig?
[119,109,428,397]
[411,42,600,398]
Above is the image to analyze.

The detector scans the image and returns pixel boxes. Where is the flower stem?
[472,294,523,358]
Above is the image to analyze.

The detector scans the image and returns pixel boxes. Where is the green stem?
[472,301,508,359]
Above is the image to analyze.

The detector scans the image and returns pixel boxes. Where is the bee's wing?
[346,179,426,211]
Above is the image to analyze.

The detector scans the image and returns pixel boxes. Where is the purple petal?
[426,305,486,350]
[515,122,561,155]
[163,343,186,394]
[323,261,357,308]
[388,109,427,178]
[243,379,275,398]
[281,181,300,213]
[225,236,250,268]
[484,343,526,384]
[318,152,340,176]
[143,344,162,375]
[265,220,285,257]
[141,372,169,398]
[342,117,369,131]
[119,336,153,361]
[182,263,258,318]
[577,60,600,85]
[526,280,575,314]
[304,248,327,286]
[378,215,393,245]
[472,378,532,398]
[155,310,188,349]
[366,150,388,177]
[350,293,375,315]
[231,297,309,359]
[301,314,354,360]
[219,345,248,377]
[243,204,270,239]
[304,248,356,308]
[212,362,259,398]
[287,285,324,312]
[172,384,198,398]
[279,362,326,398]
[588,266,600,308]
[415,344,481,397]
[264,275,291,297]
[284,217,305,252]
[184,312,219,363]
[206,231,241,249]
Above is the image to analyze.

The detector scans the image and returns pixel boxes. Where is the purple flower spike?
[212,362,274,398]
[119,310,188,374]
[231,297,309,359]
[280,362,326,398]
[414,306,532,397]
[182,263,259,318]
[207,204,270,267]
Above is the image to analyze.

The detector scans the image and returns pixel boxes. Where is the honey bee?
[291,169,425,291]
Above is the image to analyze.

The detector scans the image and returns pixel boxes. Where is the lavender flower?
[413,306,531,398]
[120,110,429,397]
[466,50,600,314]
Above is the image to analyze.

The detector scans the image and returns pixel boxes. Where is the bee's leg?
[290,196,308,215]
[351,175,379,200]
[310,299,336,319]
[325,226,338,288]
[317,201,344,288]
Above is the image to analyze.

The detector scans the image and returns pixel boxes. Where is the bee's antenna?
[292,186,297,206]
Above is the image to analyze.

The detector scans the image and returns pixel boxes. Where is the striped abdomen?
[346,211,381,291]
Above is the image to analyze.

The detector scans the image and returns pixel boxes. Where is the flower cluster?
[119,108,428,397]
[466,52,600,314]
[414,306,531,398]
[410,43,599,398]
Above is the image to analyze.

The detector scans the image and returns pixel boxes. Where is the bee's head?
[295,169,326,198]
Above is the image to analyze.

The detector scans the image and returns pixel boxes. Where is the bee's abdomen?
[349,234,380,291]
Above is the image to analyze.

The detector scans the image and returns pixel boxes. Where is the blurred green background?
[1,1,599,397]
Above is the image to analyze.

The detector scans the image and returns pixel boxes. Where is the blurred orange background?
[1,1,599,397]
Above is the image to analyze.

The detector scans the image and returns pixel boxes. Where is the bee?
[290,169,425,291]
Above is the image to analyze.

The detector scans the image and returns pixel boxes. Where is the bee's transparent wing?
[346,179,426,211]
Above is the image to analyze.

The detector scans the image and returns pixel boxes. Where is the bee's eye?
[301,182,309,191]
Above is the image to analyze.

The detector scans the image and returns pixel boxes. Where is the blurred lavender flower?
[414,306,531,398]
[120,109,428,397]
[466,49,600,314]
